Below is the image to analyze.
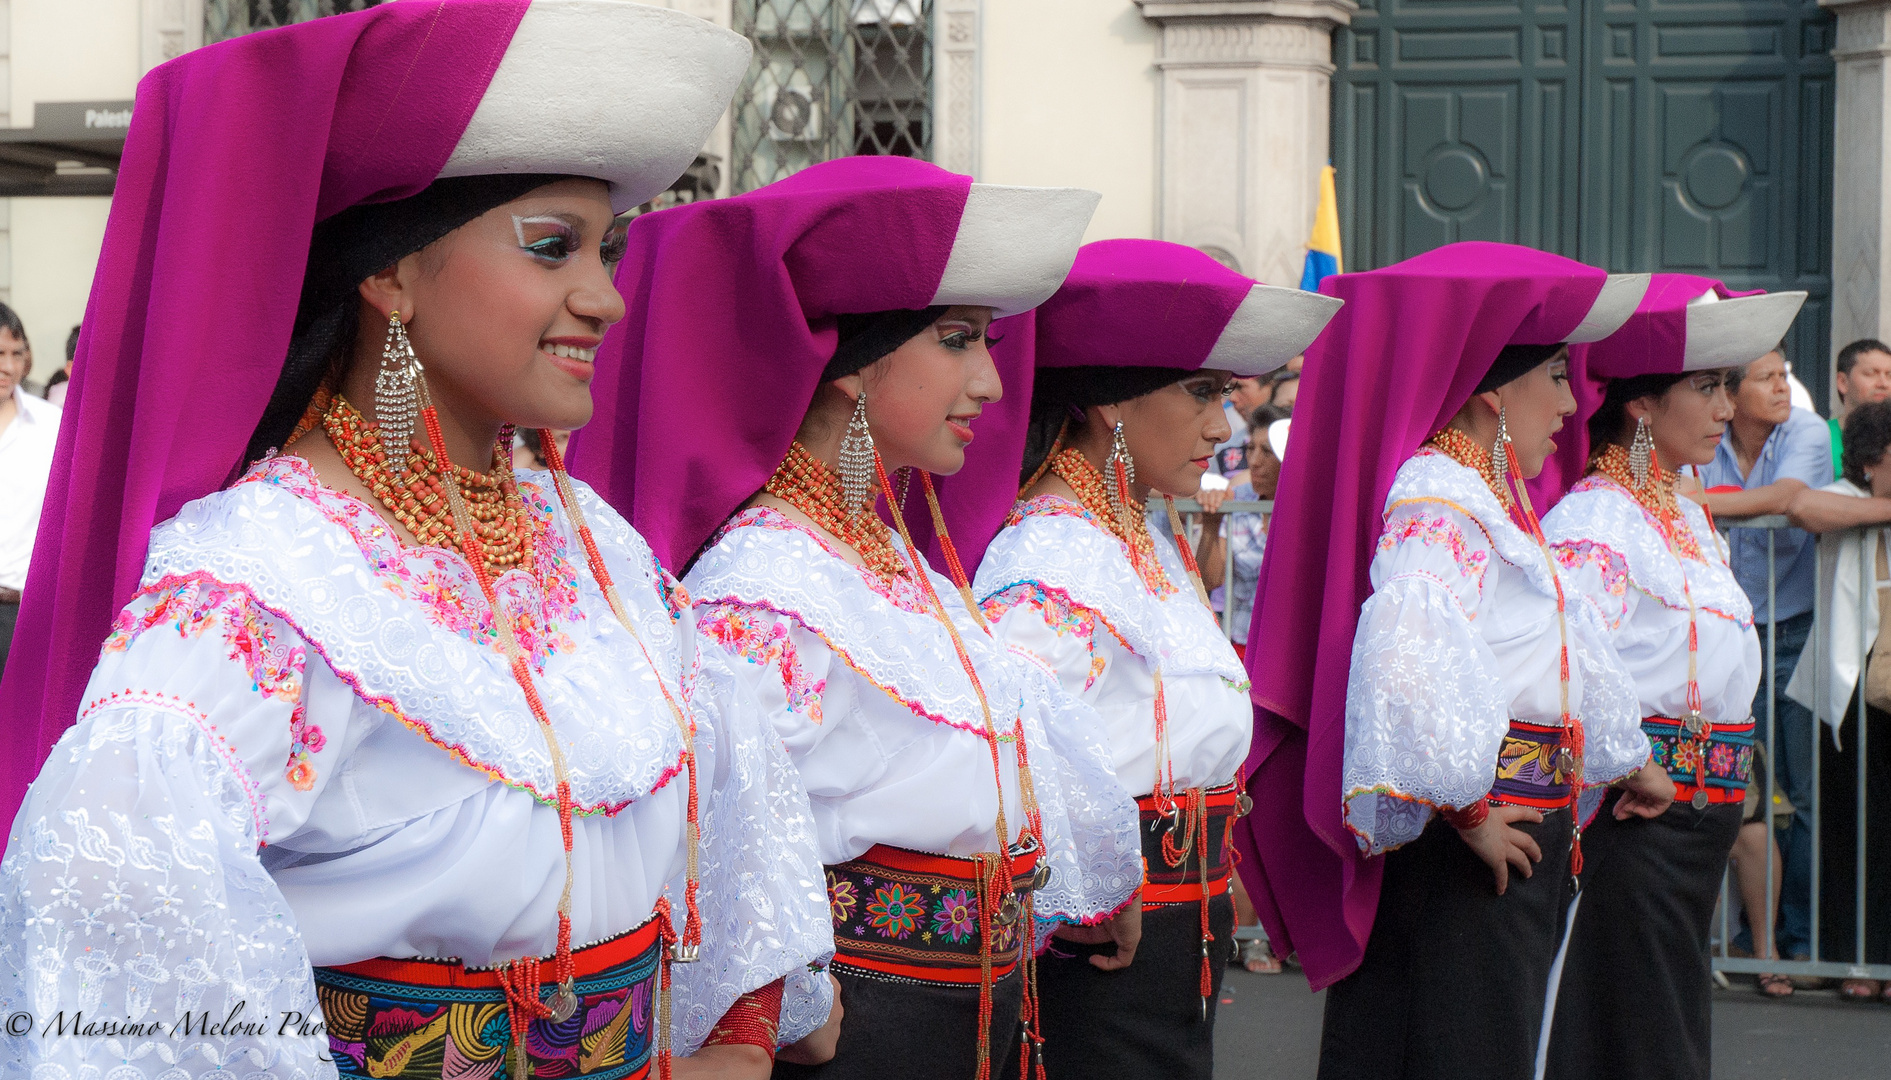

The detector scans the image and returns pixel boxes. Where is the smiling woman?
[0,5,837,1080]
[573,154,1147,1080]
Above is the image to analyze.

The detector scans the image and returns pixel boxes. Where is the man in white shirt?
[0,310,59,679]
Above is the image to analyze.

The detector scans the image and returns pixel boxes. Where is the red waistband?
[1133,782,1241,816]
[325,913,661,989]
[1135,783,1237,905]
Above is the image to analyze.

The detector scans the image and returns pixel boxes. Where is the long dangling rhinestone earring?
[837,387,875,513]
[1104,419,1136,518]
[1490,406,1512,483]
[374,310,424,476]
[1629,415,1655,488]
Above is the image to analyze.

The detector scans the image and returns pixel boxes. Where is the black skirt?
[773,965,1025,1080]
[1034,895,1237,1080]
[1318,812,1575,1080]
[1544,792,1742,1080]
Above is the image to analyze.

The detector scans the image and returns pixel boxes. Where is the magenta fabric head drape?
[1230,242,1610,990]
[1526,274,1756,509]
[1032,239,1253,371]
[568,155,972,572]
[930,240,1259,568]
[0,0,529,822]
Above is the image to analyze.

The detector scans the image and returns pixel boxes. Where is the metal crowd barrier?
[1158,499,1888,983]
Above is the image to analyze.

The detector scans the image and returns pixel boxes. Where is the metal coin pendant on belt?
[1236,791,1254,817]
[670,942,701,963]
[1553,747,1577,775]
[997,894,1022,927]
[1030,863,1052,891]
[1682,711,1706,737]
[548,980,579,1023]
[1691,790,1710,810]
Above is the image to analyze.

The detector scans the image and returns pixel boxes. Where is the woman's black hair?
[1019,365,1196,485]
[1588,372,1694,465]
[1585,371,1691,466]
[1842,400,1891,489]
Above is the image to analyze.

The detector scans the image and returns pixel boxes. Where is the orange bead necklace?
[763,441,909,582]
[322,396,536,578]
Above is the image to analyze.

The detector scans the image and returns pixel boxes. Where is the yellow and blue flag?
[1299,164,1342,290]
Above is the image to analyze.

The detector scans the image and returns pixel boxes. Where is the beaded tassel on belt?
[1594,445,1713,808]
[875,451,1046,1080]
[1431,427,1587,872]
[383,391,703,1080]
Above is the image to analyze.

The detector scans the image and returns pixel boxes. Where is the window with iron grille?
[205,1,388,45]
[731,0,931,194]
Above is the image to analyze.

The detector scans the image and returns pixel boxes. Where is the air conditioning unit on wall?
[765,71,824,142]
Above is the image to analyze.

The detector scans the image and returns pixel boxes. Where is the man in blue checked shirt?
[1700,347,1830,969]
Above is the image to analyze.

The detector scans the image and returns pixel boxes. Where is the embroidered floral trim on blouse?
[698,602,827,723]
[981,581,1111,690]
[1376,511,1492,596]
[235,456,582,671]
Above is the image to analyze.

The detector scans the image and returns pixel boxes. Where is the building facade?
[1,0,1856,407]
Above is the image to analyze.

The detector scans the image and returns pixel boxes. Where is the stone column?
[1828,0,1891,392]
[1135,0,1355,287]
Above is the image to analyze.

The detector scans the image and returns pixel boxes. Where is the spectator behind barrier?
[0,301,59,681]
[1199,403,1287,652]
[44,324,78,408]
[1700,347,1831,969]
[1829,338,1891,477]
[1781,401,1891,1001]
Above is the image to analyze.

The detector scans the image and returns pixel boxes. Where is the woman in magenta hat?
[571,154,1142,1080]
[0,4,837,1076]
[1540,278,1802,1079]
[1238,243,1675,1079]
[965,238,1339,1078]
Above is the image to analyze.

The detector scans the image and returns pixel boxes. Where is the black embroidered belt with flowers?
[1645,715,1755,807]
[824,839,1043,985]
[314,913,661,1079]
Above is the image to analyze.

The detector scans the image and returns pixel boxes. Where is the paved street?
[1212,967,1889,1078]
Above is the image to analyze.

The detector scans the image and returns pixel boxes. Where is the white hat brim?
[1566,273,1652,343]
[1683,291,1807,371]
[932,184,1102,317]
[439,0,752,214]
[1204,284,1344,377]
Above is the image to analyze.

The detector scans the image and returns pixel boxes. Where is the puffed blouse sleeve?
[982,583,1107,700]
[0,580,347,1077]
[1343,498,1509,856]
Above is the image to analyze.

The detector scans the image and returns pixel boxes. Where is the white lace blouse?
[1342,450,1649,856]
[1544,478,1761,729]
[684,508,1143,938]
[974,497,1252,798]
[0,457,834,1079]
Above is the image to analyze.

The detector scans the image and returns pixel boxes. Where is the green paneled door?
[1333,0,1835,402]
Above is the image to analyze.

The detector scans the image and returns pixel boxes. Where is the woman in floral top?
[572,155,1143,1080]
[1542,275,1800,1080]
[0,6,837,1078]
[974,239,1339,1079]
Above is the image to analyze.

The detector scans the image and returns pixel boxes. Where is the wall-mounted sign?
[29,101,136,143]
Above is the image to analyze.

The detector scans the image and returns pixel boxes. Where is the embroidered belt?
[1490,720,1579,810]
[1645,715,1755,809]
[314,914,661,1079]
[825,840,1043,986]
[1136,782,1239,905]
